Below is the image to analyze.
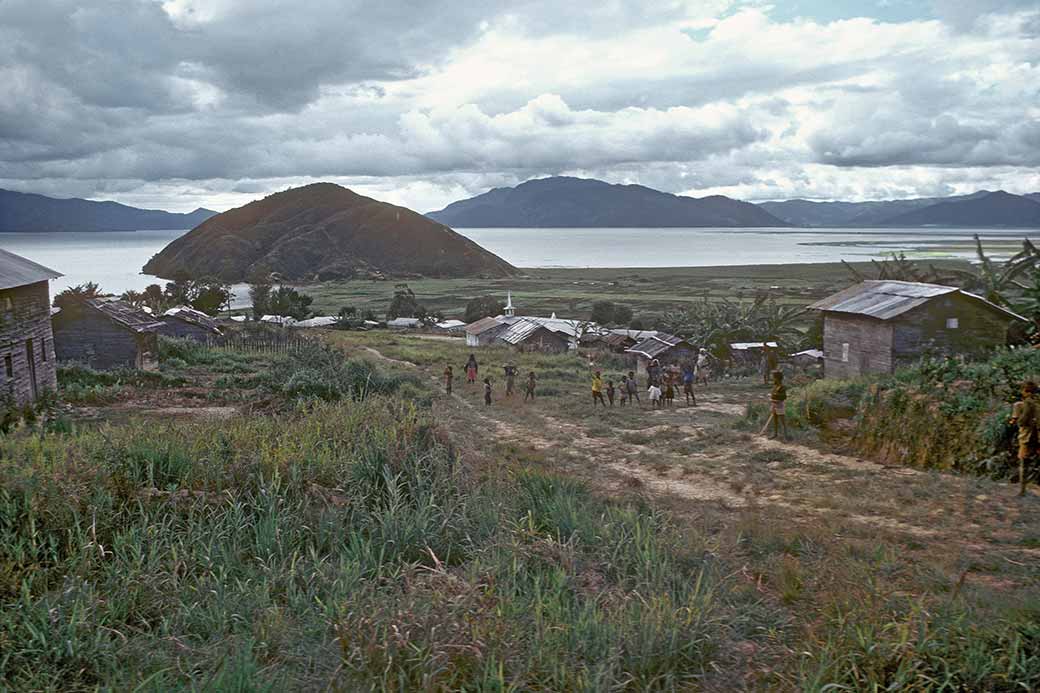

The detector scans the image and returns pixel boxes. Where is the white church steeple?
[505,291,515,317]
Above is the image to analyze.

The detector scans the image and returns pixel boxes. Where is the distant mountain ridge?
[0,188,217,232]
[427,176,791,228]
[143,183,516,282]
[760,190,1040,228]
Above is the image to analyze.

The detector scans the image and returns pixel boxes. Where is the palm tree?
[945,236,1038,307]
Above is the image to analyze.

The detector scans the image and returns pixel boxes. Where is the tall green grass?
[0,395,724,690]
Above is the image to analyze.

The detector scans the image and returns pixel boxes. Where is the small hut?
[387,317,421,330]
[53,299,163,371]
[0,249,62,406]
[497,318,570,353]
[159,306,223,342]
[808,280,1026,378]
[625,333,694,378]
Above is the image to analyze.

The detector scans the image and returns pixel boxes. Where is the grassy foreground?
[2,335,1039,690]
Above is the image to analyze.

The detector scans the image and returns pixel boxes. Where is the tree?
[266,286,313,320]
[945,236,1039,307]
[53,282,104,310]
[589,300,635,326]
[387,283,424,320]
[248,270,274,320]
[142,284,167,314]
[120,289,146,308]
[191,283,232,316]
[464,295,504,323]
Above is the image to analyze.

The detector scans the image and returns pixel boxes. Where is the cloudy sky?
[1,0,1038,213]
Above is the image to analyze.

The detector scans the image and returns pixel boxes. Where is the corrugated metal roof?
[626,333,687,359]
[808,280,1025,322]
[465,316,503,335]
[0,248,62,290]
[730,341,778,350]
[498,318,545,345]
[91,299,164,333]
[164,305,223,333]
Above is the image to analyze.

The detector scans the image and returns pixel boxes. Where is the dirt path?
[361,342,1040,596]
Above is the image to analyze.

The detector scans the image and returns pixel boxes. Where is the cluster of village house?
[0,247,1027,409]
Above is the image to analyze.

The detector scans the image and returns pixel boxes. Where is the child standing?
[606,380,616,407]
[682,365,696,406]
[524,371,537,402]
[592,370,606,407]
[619,375,629,407]
[465,354,479,385]
[760,370,788,440]
[1011,381,1038,496]
[483,377,493,406]
[648,382,662,409]
[443,365,453,395]
[627,371,640,406]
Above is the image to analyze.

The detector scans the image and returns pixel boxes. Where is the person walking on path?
[682,364,697,406]
[606,380,616,407]
[759,370,789,440]
[524,371,537,402]
[762,344,779,385]
[483,377,493,406]
[504,364,517,397]
[443,365,454,395]
[1011,381,1039,496]
[627,371,640,406]
[592,370,607,407]
[465,354,479,385]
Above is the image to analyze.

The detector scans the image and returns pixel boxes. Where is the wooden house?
[0,249,62,406]
[465,316,507,347]
[625,333,695,377]
[808,280,1026,378]
[53,298,164,371]
[159,306,223,342]
[497,318,570,353]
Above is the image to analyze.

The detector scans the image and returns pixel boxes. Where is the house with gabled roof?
[0,249,62,405]
[625,332,694,377]
[159,306,223,342]
[808,280,1027,378]
[53,298,164,371]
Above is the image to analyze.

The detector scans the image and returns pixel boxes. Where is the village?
[2,245,1040,689]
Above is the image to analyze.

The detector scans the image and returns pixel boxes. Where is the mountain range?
[427,176,790,228]
[0,188,217,232]
[759,190,1040,227]
[143,183,516,282]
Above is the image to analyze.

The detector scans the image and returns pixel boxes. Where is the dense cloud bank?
[0,0,1037,212]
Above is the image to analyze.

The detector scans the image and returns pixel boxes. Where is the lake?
[0,227,1036,296]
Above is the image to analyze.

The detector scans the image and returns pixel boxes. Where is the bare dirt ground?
[351,341,1040,621]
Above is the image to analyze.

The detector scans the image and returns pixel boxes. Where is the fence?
[203,332,310,355]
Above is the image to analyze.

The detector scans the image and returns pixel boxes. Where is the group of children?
[445,355,537,406]
[591,370,645,407]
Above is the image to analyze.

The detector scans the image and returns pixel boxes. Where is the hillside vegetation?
[143,183,517,282]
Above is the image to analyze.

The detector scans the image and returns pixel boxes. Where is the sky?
[0,0,1038,213]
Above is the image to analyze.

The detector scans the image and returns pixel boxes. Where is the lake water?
[0,227,1036,296]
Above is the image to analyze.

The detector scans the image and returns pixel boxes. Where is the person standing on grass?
[483,377,493,406]
[619,375,629,407]
[444,365,454,395]
[524,371,537,401]
[606,380,616,407]
[627,370,640,405]
[648,382,662,409]
[592,370,607,407]
[663,374,675,407]
[682,364,697,406]
[465,354,479,385]
[759,370,789,440]
[1010,381,1039,496]
[504,364,517,397]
